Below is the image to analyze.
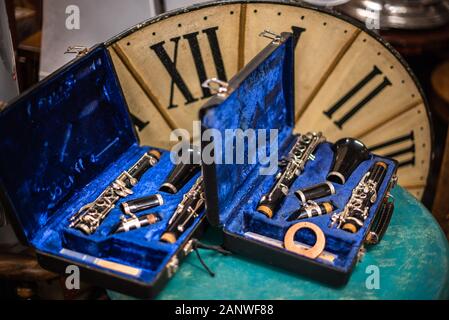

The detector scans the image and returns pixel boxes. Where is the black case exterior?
[1,45,207,300]
[200,34,399,287]
[36,221,206,299]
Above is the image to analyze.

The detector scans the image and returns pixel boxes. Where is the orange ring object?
[284,222,326,259]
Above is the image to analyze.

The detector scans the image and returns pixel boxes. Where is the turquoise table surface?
[109,187,449,300]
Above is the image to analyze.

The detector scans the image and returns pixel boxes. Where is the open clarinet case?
[200,32,399,286]
[0,46,206,298]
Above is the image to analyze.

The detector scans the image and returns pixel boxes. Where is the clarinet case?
[200,32,399,286]
[0,46,206,298]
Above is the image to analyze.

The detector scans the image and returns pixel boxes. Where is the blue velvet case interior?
[0,46,202,284]
[201,36,397,274]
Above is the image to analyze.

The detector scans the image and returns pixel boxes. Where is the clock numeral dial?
[360,104,430,193]
[297,33,422,140]
[108,3,432,199]
[112,3,242,137]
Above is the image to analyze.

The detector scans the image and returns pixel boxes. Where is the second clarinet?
[160,176,205,244]
[257,132,325,219]
[331,161,388,233]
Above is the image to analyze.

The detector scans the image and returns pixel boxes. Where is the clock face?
[106,1,432,199]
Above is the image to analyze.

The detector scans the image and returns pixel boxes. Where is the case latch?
[357,246,366,263]
[65,45,89,57]
[167,256,179,278]
[202,78,230,98]
[183,240,194,256]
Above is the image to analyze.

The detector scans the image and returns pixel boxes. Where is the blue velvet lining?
[0,46,203,283]
[201,37,397,274]
[202,39,294,224]
[38,147,202,282]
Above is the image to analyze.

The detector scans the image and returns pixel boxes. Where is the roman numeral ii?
[323,66,392,129]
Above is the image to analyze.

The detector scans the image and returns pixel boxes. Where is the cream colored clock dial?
[106,1,432,199]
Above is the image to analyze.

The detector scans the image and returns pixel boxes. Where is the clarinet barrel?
[295,182,336,203]
[113,214,161,234]
[121,194,164,215]
[287,201,335,221]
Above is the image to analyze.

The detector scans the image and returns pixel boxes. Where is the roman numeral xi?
[150,27,227,109]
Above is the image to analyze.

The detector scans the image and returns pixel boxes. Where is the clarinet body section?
[257,132,325,219]
[69,150,161,235]
[160,176,205,244]
[331,161,388,233]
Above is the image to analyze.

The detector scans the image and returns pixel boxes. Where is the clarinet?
[331,162,388,233]
[160,176,205,244]
[257,132,325,219]
[69,150,161,235]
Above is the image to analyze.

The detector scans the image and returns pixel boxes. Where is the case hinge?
[65,45,89,57]
[183,240,194,256]
[357,246,366,263]
[167,256,179,278]
[259,30,282,45]
[202,78,230,98]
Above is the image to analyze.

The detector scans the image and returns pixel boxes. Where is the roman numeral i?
[150,27,227,110]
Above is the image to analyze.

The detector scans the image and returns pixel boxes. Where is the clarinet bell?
[327,138,370,185]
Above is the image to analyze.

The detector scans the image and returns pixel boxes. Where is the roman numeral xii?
[150,27,227,110]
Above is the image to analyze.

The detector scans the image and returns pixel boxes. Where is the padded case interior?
[200,35,397,274]
[0,46,203,284]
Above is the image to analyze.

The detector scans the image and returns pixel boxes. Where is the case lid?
[200,33,295,227]
[0,46,137,244]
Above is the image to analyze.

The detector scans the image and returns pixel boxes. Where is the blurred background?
[1,0,449,299]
